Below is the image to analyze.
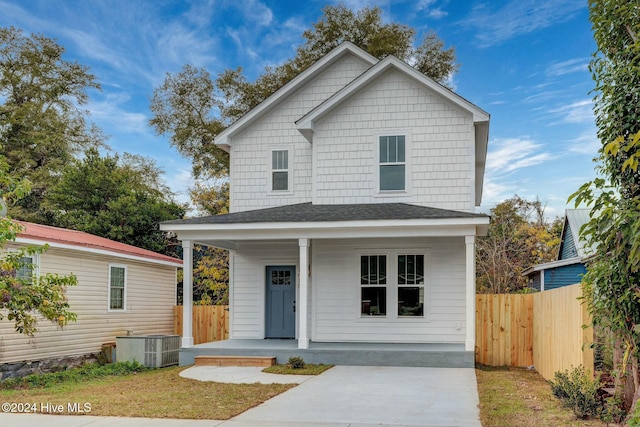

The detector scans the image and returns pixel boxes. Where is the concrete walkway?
[0,366,481,427]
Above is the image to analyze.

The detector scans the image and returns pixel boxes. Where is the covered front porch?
[160,203,490,367]
[179,339,474,368]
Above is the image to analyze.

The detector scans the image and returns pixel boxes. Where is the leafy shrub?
[288,356,305,369]
[549,365,603,419]
[629,401,640,427]
[0,361,149,390]
[601,394,626,424]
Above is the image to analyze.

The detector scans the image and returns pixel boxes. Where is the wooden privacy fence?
[173,305,229,345]
[476,283,593,381]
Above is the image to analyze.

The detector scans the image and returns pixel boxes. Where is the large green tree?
[150,4,458,182]
[476,196,561,294]
[570,0,640,418]
[0,156,77,336]
[0,26,103,222]
[45,149,185,255]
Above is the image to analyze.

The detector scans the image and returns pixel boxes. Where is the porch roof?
[163,202,488,225]
[160,203,489,250]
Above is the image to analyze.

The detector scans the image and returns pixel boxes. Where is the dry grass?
[0,366,295,419]
[476,365,608,427]
[262,364,333,375]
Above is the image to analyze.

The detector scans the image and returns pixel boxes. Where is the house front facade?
[161,42,490,365]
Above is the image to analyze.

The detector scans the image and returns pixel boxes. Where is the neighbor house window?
[271,149,289,191]
[379,135,405,191]
[360,255,387,316]
[16,255,37,283]
[397,255,424,317]
[109,265,127,310]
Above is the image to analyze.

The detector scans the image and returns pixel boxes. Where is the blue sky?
[0,0,597,219]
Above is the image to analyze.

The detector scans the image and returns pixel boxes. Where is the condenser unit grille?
[116,335,180,368]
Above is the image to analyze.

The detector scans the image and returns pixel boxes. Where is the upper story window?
[109,264,127,311]
[271,149,289,191]
[379,135,405,191]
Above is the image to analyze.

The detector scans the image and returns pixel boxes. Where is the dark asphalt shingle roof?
[162,202,488,225]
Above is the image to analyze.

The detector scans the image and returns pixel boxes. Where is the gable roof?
[15,221,182,267]
[296,55,489,138]
[294,54,490,206]
[558,209,590,259]
[214,42,378,150]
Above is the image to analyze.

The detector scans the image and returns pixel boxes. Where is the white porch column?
[465,235,476,352]
[182,240,194,348]
[298,238,310,349]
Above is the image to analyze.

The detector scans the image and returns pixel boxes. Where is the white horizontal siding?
[230,242,300,339]
[312,69,475,211]
[311,237,467,343]
[229,54,372,212]
[0,245,176,364]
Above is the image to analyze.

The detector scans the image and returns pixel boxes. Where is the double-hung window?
[360,252,426,318]
[271,149,289,191]
[360,255,387,316]
[16,255,37,284]
[379,135,405,191]
[109,264,127,311]
[397,254,425,317]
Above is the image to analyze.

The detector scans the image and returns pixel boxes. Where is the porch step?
[194,355,276,367]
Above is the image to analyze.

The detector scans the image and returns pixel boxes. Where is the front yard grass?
[0,365,295,419]
[476,365,607,427]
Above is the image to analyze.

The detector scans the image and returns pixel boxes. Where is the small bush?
[549,365,602,419]
[601,394,626,424]
[288,357,305,369]
[629,400,640,427]
[0,361,149,390]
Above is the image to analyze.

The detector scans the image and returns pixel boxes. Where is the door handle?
[293,300,296,313]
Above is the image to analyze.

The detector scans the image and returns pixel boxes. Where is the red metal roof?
[16,221,182,266]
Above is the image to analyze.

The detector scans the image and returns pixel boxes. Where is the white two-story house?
[161,42,490,367]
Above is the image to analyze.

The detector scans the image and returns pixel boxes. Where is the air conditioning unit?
[115,335,180,368]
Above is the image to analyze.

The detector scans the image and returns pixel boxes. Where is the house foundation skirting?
[179,340,473,368]
[0,352,98,380]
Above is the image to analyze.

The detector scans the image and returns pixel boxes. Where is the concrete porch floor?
[179,339,474,368]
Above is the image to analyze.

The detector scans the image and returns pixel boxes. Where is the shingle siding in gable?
[229,54,372,213]
[312,69,474,211]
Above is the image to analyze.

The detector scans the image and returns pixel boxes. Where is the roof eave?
[15,237,182,268]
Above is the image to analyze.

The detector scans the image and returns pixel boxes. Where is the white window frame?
[108,264,127,312]
[268,146,293,195]
[359,253,389,317]
[376,132,411,195]
[396,254,426,318]
[356,249,429,320]
[15,253,40,283]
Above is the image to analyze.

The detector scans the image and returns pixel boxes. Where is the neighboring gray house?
[523,209,590,291]
[161,42,490,366]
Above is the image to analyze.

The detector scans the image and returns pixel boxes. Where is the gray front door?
[265,265,296,338]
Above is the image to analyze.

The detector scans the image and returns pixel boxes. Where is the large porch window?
[360,252,426,318]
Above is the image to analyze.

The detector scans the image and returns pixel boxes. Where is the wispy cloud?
[546,58,590,77]
[566,130,600,155]
[416,0,448,19]
[486,137,554,174]
[460,0,585,47]
[87,93,150,136]
[549,100,594,124]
